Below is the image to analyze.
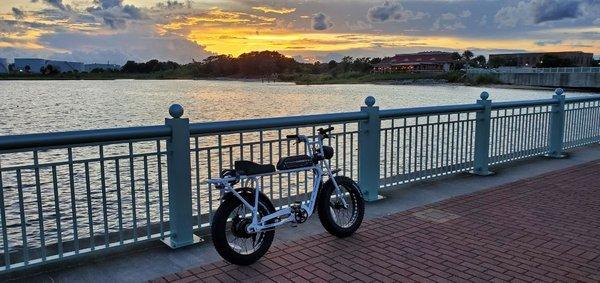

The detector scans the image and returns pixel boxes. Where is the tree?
[462,50,474,61]
[327,60,338,70]
[472,55,487,68]
[40,64,59,75]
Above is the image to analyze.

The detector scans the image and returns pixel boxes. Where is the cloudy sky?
[1,0,599,64]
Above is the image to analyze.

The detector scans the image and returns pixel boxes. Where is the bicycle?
[207,127,365,265]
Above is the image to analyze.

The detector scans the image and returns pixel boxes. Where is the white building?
[14,58,47,74]
[0,58,8,74]
[84,63,121,72]
[13,58,85,73]
[47,60,84,73]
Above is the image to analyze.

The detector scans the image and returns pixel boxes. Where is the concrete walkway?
[153,160,600,282]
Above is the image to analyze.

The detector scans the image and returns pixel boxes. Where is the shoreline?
[1,76,597,93]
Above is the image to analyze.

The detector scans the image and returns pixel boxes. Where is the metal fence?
[1,89,599,274]
[467,67,600,74]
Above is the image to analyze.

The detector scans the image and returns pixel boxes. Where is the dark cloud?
[312,12,333,30]
[87,1,145,29]
[367,1,401,22]
[495,0,598,27]
[12,7,25,19]
[93,0,123,9]
[367,1,427,23]
[39,0,70,11]
[531,0,583,23]
[156,1,188,10]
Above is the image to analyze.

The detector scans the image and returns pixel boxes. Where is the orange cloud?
[252,6,296,14]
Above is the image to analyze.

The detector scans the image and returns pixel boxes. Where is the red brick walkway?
[153,161,600,282]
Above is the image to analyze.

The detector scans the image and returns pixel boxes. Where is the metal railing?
[467,67,600,74]
[1,89,599,274]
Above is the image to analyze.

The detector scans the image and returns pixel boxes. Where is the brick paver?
[153,161,600,282]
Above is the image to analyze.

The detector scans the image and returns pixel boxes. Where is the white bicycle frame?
[207,133,347,234]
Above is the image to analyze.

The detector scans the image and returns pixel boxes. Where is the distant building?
[489,51,593,67]
[13,58,85,73]
[47,60,84,73]
[84,63,121,72]
[373,51,455,73]
[14,58,47,74]
[0,58,8,74]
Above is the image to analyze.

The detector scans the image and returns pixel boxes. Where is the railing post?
[162,104,200,248]
[471,91,494,176]
[547,88,567,158]
[358,96,382,201]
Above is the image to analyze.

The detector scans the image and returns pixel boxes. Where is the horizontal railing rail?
[468,67,600,74]
[1,89,600,274]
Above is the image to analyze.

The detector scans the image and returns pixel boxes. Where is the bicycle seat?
[234,160,276,175]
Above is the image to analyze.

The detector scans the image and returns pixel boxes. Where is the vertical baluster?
[16,170,28,264]
[259,131,265,198]
[268,142,274,200]
[296,127,300,197]
[194,138,201,229]
[278,130,282,202]
[207,148,213,219]
[156,141,164,238]
[383,126,388,180]
[115,159,124,244]
[84,162,94,250]
[239,133,244,160]
[99,145,109,247]
[349,127,354,180]
[396,120,401,180]
[67,148,79,253]
[33,150,46,259]
[144,156,151,238]
[128,143,137,241]
[286,130,291,204]
[407,119,413,181]
[343,123,347,177]
[0,159,10,267]
[52,166,63,257]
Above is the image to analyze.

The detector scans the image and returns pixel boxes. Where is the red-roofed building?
[373,51,456,73]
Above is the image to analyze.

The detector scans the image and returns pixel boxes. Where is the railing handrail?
[189,111,368,135]
[2,95,600,152]
[380,104,483,118]
[0,125,171,151]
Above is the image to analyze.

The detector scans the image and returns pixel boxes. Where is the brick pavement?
[152,161,600,282]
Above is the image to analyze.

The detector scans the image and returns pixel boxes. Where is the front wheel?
[317,176,365,237]
[211,192,275,265]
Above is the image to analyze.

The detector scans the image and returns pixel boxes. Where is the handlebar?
[318,127,334,134]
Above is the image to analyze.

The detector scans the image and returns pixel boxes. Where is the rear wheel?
[211,193,275,265]
[317,176,364,237]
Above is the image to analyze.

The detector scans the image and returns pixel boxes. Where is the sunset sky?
[1,0,599,64]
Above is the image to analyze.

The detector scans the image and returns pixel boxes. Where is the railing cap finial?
[169,104,184,119]
[365,96,376,107]
[555,88,564,96]
[480,91,489,100]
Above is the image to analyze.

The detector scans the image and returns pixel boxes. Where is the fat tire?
[211,193,275,265]
[317,176,365,238]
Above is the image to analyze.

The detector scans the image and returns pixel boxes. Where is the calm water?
[0,80,597,256]
[1,80,596,135]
